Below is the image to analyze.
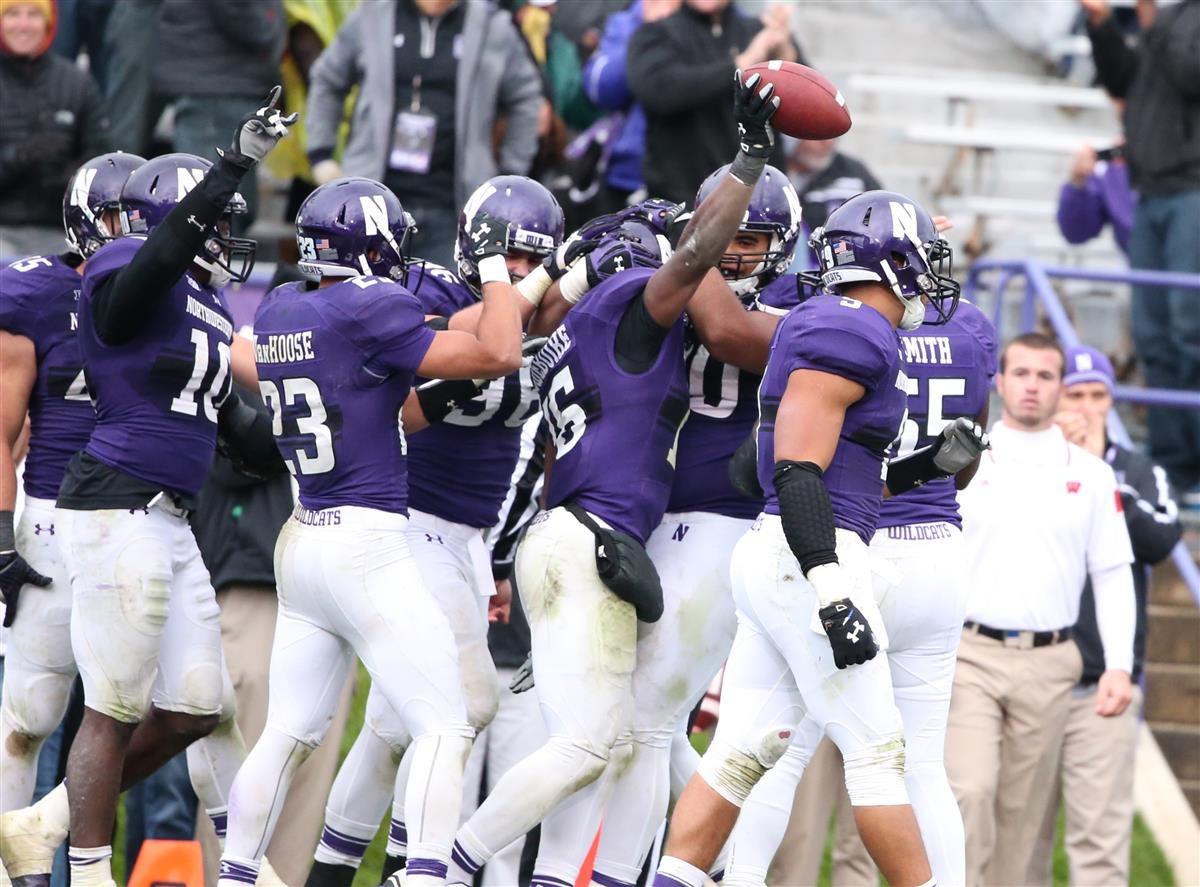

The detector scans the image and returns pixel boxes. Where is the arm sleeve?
[216,389,288,478]
[1086,16,1137,99]
[626,23,735,114]
[1090,560,1136,674]
[1056,181,1107,245]
[1120,455,1183,565]
[614,293,671,374]
[304,11,363,165]
[91,155,253,345]
[1161,3,1200,98]
[495,17,544,176]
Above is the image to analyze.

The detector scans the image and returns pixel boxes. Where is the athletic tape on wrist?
[559,259,591,305]
[477,254,510,287]
[729,150,767,186]
[516,265,553,307]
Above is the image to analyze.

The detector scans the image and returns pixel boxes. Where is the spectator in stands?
[946,332,1136,887]
[1083,0,1200,503]
[581,0,679,215]
[0,0,112,259]
[50,0,111,88]
[626,0,801,204]
[784,135,883,233]
[1026,344,1182,887]
[99,0,164,159]
[305,0,542,268]
[191,391,355,886]
[515,0,598,134]
[152,0,286,229]
[1057,140,1133,254]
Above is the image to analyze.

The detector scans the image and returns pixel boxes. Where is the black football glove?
[226,86,299,165]
[733,70,780,159]
[542,234,601,281]
[585,237,662,285]
[621,198,686,235]
[466,210,512,261]
[818,597,880,669]
[0,550,52,628]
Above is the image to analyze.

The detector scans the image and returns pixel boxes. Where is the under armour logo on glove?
[819,598,879,669]
[466,210,510,260]
[733,70,779,159]
[0,550,52,628]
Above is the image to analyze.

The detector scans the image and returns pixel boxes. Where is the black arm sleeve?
[614,294,671,374]
[91,154,254,346]
[774,460,839,575]
[415,378,486,424]
[885,444,951,495]
[216,390,288,479]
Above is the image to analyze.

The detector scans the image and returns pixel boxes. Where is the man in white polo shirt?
[944,332,1135,887]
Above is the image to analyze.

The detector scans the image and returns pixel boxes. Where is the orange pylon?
[126,839,205,887]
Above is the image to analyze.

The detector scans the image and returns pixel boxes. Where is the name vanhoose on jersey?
[186,294,233,338]
[256,330,317,364]
[529,324,573,389]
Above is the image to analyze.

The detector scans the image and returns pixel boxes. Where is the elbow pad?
[415,378,486,424]
[773,460,839,575]
[216,393,287,480]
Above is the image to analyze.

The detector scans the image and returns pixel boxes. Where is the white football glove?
[932,417,990,475]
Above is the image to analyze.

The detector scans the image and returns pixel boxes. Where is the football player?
[586,164,808,887]
[216,176,525,887]
[0,152,145,812]
[723,294,998,887]
[443,70,781,887]
[653,191,982,887]
[304,175,563,887]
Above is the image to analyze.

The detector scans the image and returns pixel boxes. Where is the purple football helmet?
[63,152,146,257]
[119,153,254,286]
[804,190,959,330]
[454,175,564,292]
[294,177,416,280]
[695,163,803,297]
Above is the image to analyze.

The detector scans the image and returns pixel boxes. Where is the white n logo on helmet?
[176,167,205,198]
[71,167,98,211]
[889,201,920,247]
[360,195,389,236]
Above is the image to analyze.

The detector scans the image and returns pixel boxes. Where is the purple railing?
[963,259,1200,602]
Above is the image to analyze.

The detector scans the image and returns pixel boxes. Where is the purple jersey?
[531,267,688,544]
[403,264,539,528]
[878,300,997,529]
[667,274,807,518]
[253,276,435,513]
[78,237,233,498]
[0,255,94,499]
[757,295,908,543]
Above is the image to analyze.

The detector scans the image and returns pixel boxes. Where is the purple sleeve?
[354,287,437,375]
[757,273,804,313]
[404,264,476,316]
[959,301,999,379]
[583,7,637,110]
[1056,181,1107,245]
[0,266,37,338]
[787,303,892,391]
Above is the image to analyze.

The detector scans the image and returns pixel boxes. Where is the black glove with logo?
[818,597,880,669]
[733,70,780,159]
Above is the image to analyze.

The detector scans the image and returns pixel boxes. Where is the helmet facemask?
[195,199,256,287]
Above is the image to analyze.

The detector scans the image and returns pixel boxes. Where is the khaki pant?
[199,585,356,887]
[1028,684,1143,887]
[945,630,1082,887]
[767,738,874,887]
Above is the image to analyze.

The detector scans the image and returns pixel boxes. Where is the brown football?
[742,60,852,140]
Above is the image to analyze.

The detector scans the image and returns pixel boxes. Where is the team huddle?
[1,74,996,887]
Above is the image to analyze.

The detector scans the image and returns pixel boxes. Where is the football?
[742,60,852,140]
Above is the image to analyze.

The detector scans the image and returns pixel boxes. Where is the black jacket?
[152,0,286,98]
[1074,443,1181,685]
[0,52,112,227]
[1087,0,1200,196]
[627,4,800,204]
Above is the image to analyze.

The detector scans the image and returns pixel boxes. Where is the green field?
[107,667,1174,887]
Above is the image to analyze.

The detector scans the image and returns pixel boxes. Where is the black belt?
[964,620,1073,648]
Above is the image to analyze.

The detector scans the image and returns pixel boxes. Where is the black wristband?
[425,316,451,331]
[0,510,14,551]
[416,379,484,424]
[885,445,951,495]
[492,560,513,582]
[774,460,839,575]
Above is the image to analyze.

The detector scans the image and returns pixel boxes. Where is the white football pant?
[725,522,967,887]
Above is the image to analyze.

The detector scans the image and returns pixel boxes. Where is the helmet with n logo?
[118,153,255,286]
[63,152,146,257]
[294,177,416,280]
[804,190,959,330]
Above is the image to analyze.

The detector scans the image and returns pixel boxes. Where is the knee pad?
[842,733,909,807]
[2,670,74,741]
[697,726,794,807]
